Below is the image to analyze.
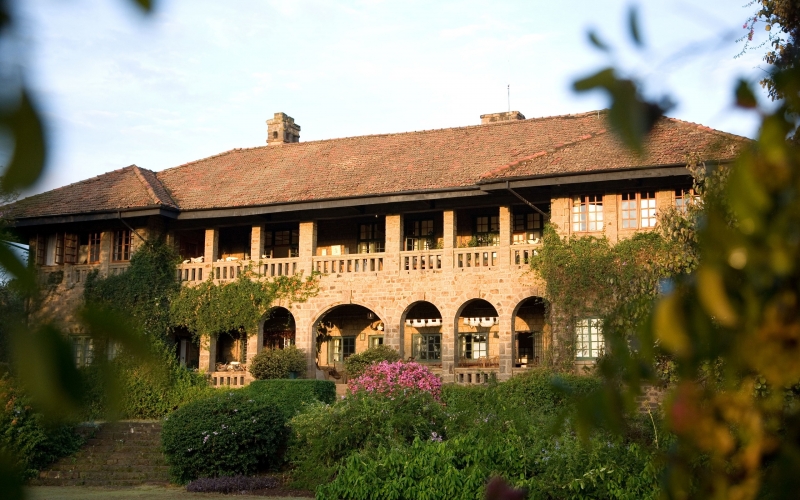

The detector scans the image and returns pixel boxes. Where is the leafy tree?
[569,7,800,499]
[740,1,800,104]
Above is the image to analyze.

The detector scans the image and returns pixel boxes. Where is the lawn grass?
[26,485,307,500]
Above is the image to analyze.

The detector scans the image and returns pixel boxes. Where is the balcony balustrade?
[401,250,443,272]
[313,255,384,274]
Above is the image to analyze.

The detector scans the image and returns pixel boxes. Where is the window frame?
[405,219,435,251]
[473,215,500,247]
[412,333,442,362]
[675,188,699,213]
[621,192,657,229]
[112,229,132,262]
[358,223,385,254]
[329,336,356,363]
[575,318,604,360]
[512,212,543,244]
[459,333,488,360]
[72,335,94,367]
[571,195,604,232]
[88,232,102,263]
[368,335,384,348]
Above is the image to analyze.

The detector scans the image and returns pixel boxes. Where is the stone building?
[7,110,748,386]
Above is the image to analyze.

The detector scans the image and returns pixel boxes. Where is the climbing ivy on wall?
[529,163,716,370]
[84,238,181,337]
[170,268,319,340]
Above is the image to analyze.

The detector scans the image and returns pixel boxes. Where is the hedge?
[162,379,335,483]
[244,379,336,416]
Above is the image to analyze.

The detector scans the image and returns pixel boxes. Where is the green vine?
[170,267,319,341]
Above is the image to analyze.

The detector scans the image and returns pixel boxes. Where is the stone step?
[31,420,170,487]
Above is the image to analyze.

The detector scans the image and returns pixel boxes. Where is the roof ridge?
[157,109,611,175]
[131,165,178,208]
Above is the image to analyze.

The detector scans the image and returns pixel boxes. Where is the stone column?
[497,312,514,381]
[440,314,456,384]
[550,197,570,237]
[246,332,259,365]
[498,206,512,268]
[442,210,456,270]
[298,221,317,276]
[384,214,402,272]
[100,231,112,276]
[204,228,218,263]
[200,336,217,373]
[603,193,618,243]
[250,224,264,263]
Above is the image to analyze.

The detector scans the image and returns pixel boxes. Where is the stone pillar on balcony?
[100,231,112,276]
[250,224,264,268]
[204,228,218,278]
[200,336,217,373]
[442,210,456,270]
[298,221,317,276]
[204,228,218,263]
[498,206,512,268]
[384,214,402,272]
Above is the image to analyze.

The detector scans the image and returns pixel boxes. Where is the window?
[358,223,384,254]
[36,232,78,266]
[513,212,543,244]
[88,232,102,263]
[329,337,356,363]
[405,219,434,250]
[459,333,488,360]
[675,188,698,213]
[474,216,499,246]
[72,336,94,367]
[413,334,441,361]
[572,195,604,232]
[112,229,132,261]
[262,229,299,258]
[575,318,604,360]
[516,331,543,365]
[369,335,384,348]
[621,192,657,229]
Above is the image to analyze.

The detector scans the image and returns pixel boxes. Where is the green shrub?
[318,428,659,500]
[249,346,307,380]
[83,337,213,420]
[289,389,446,489]
[245,379,335,417]
[0,376,85,479]
[161,391,285,483]
[343,345,400,379]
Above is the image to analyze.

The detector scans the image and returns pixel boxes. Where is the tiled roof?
[9,165,178,219]
[479,118,749,182]
[7,111,750,220]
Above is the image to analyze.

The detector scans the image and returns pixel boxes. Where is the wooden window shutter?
[54,233,65,265]
[64,233,78,264]
[35,234,46,266]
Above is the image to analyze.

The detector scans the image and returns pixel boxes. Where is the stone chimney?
[480,111,525,124]
[266,112,301,145]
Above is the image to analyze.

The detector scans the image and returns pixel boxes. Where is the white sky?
[14,0,771,196]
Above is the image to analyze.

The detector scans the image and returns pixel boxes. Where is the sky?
[12,0,772,196]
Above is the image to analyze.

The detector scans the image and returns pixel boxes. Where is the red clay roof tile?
[7,111,750,220]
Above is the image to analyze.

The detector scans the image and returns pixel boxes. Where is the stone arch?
[511,296,547,368]
[261,306,296,351]
[453,298,500,368]
[399,300,443,362]
[312,302,385,382]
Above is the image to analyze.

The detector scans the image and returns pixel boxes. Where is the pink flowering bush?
[349,360,442,401]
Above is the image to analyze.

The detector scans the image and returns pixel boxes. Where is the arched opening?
[315,304,383,379]
[170,326,200,369]
[401,301,442,364]
[262,307,296,350]
[456,299,499,367]
[215,330,247,370]
[512,297,547,368]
